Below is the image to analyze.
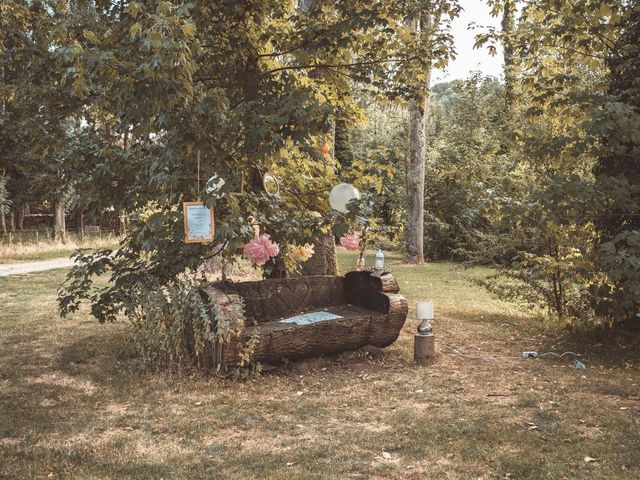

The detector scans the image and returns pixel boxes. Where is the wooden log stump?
[414,334,436,364]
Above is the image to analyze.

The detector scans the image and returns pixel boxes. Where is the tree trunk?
[405,15,432,264]
[301,233,339,276]
[79,209,85,237]
[501,0,517,111]
[17,205,25,230]
[297,0,339,276]
[0,211,6,235]
[302,137,339,276]
[8,210,15,232]
[54,199,66,242]
[303,121,339,275]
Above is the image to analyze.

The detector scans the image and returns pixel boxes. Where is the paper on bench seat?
[279,311,343,325]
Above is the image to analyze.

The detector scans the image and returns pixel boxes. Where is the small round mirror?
[263,171,280,196]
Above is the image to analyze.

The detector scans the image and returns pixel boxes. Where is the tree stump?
[414,334,435,364]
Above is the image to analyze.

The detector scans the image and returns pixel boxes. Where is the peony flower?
[243,234,280,266]
[340,232,361,251]
[288,243,315,263]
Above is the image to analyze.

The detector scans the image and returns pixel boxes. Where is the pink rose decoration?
[243,234,280,266]
[340,233,361,251]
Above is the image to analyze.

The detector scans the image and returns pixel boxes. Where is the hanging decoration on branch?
[243,234,280,266]
[340,232,361,251]
[329,183,360,213]
[183,201,215,243]
[262,171,280,197]
[340,232,365,271]
[183,151,216,243]
[205,174,226,199]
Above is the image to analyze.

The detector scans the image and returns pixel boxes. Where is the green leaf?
[83,29,99,45]
[130,22,142,40]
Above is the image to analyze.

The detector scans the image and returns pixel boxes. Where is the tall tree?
[500,0,517,110]
[296,0,339,277]
[54,0,460,321]
[405,13,432,264]
[596,5,640,235]
[403,0,459,264]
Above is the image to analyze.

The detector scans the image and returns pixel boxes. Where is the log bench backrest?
[344,271,400,311]
[224,275,347,324]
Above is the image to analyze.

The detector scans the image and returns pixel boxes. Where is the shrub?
[128,278,259,376]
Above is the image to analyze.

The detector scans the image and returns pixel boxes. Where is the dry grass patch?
[1,252,639,479]
[0,236,118,263]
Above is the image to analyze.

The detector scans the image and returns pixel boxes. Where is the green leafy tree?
[477,0,639,325]
[592,5,640,321]
[0,0,85,238]
[51,0,459,322]
[424,75,510,260]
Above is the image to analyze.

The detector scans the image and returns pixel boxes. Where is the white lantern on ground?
[329,183,360,213]
[415,301,435,363]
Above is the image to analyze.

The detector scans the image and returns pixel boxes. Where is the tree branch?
[259,58,405,76]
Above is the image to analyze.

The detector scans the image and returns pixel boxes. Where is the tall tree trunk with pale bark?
[502,0,516,112]
[405,15,432,264]
[54,199,66,242]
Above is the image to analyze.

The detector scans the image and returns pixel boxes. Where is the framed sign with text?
[183,202,215,243]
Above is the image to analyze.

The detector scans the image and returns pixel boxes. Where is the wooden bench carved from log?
[197,271,408,367]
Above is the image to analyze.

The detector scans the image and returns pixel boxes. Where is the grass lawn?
[1,250,639,479]
[0,237,119,264]
[0,248,80,264]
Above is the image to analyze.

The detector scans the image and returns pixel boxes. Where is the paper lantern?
[329,183,360,213]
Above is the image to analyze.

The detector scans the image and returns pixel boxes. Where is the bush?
[593,230,640,323]
[480,176,601,324]
[128,278,259,376]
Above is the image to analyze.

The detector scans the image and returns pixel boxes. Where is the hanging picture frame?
[183,201,215,243]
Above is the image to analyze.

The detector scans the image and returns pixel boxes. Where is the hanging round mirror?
[263,171,280,196]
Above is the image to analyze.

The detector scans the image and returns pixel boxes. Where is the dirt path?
[0,257,74,277]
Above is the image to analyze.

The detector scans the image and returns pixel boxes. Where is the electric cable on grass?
[440,339,586,368]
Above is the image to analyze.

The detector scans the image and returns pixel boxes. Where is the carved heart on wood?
[275,281,310,313]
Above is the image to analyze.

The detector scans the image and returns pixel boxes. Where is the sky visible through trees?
[433,0,504,82]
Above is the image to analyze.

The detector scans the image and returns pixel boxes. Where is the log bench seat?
[198,271,408,367]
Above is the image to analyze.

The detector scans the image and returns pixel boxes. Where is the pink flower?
[340,233,361,251]
[243,234,280,266]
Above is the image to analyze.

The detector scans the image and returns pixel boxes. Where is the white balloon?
[329,183,360,213]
